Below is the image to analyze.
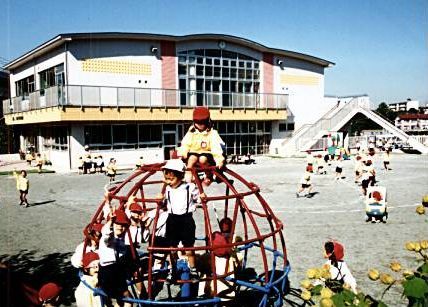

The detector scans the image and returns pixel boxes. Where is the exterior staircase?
[273,98,428,155]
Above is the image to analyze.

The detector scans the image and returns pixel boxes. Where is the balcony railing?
[3,85,288,115]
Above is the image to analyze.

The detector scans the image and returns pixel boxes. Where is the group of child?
[77,151,119,182]
[69,107,234,306]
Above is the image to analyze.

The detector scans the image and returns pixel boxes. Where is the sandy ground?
[0,153,427,306]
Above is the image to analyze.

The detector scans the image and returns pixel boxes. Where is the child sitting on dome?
[178,107,225,185]
[74,252,102,307]
[160,159,204,282]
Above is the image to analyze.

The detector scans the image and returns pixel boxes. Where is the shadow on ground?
[29,200,56,207]
[0,250,78,306]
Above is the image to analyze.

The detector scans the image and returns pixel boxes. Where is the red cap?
[91,223,104,233]
[129,202,143,213]
[113,210,130,226]
[39,282,61,302]
[82,252,100,268]
[325,241,345,261]
[372,191,382,201]
[193,107,210,122]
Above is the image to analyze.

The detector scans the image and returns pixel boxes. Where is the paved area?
[0,153,427,306]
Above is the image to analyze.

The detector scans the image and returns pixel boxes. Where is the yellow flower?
[300,279,312,289]
[414,242,421,252]
[321,268,331,279]
[416,205,426,215]
[300,289,311,301]
[320,298,334,307]
[320,287,334,299]
[306,268,318,279]
[405,241,416,251]
[390,261,401,272]
[380,273,395,285]
[368,268,380,280]
[420,240,428,250]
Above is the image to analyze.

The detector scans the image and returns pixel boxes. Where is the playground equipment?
[79,163,303,306]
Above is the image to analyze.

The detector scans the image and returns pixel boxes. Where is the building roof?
[398,114,428,120]
[4,32,335,70]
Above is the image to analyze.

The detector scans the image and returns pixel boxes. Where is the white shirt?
[165,182,199,215]
[98,224,128,266]
[147,210,168,238]
[74,275,102,307]
[125,224,143,246]
[326,260,357,293]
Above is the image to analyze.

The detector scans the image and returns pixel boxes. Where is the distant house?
[395,114,428,133]
[388,99,419,112]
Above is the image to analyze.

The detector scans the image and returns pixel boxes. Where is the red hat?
[372,191,382,201]
[193,107,210,122]
[113,210,130,226]
[82,252,100,268]
[325,240,345,261]
[129,202,143,213]
[39,282,61,302]
[91,223,104,233]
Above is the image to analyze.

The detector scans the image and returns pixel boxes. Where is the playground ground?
[0,153,427,306]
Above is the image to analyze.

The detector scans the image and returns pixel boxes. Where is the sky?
[0,0,427,106]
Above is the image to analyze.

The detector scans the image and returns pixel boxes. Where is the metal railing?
[3,85,288,114]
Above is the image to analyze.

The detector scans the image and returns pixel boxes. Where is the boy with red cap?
[178,107,225,185]
[75,252,102,307]
[125,202,146,248]
[98,210,133,307]
[323,240,357,293]
[39,282,61,306]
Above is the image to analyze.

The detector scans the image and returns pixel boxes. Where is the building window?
[138,124,162,147]
[177,49,260,107]
[279,123,287,132]
[214,120,271,155]
[84,124,163,150]
[84,125,112,150]
[39,64,64,95]
[15,75,35,98]
[41,126,68,151]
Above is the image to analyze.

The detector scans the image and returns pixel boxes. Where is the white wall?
[273,56,326,129]
[67,40,162,89]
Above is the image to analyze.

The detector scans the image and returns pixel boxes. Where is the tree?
[376,102,397,122]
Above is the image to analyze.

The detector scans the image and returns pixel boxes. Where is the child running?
[160,159,203,281]
[14,169,30,207]
[296,172,313,198]
[178,107,225,185]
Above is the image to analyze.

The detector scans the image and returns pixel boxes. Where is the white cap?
[162,159,186,173]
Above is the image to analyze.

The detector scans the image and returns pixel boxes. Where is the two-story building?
[3,32,333,171]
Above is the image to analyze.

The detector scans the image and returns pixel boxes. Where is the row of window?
[41,126,68,151]
[15,64,64,97]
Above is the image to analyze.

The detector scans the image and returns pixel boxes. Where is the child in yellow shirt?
[106,158,117,182]
[14,170,29,207]
[178,107,225,185]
